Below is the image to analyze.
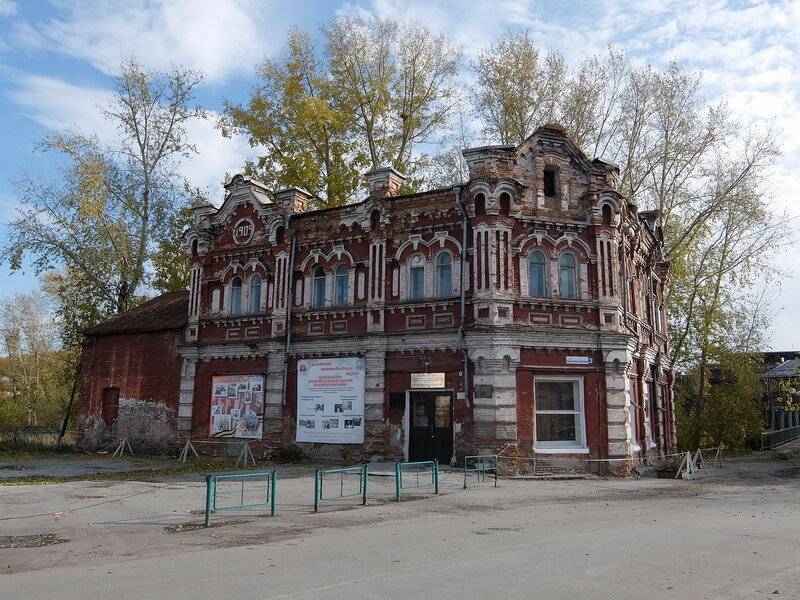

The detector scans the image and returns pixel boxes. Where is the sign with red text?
[209,374,264,438]
[296,357,365,444]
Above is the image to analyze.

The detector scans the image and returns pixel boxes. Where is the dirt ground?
[1,451,798,599]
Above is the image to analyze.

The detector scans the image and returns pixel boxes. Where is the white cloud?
[5,74,256,203]
[32,0,277,82]
[0,0,16,18]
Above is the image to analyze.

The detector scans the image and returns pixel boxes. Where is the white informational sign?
[296,357,365,444]
[566,356,593,365]
[410,372,446,389]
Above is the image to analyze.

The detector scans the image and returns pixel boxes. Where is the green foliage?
[222,15,460,207]
[471,30,566,145]
[1,61,204,347]
[676,353,764,451]
[0,292,78,429]
[151,186,208,294]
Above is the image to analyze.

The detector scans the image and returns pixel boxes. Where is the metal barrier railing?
[761,426,800,450]
[204,470,276,526]
[314,465,368,511]
[463,454,498,488]
[395,459,439,500]
[674,447,722,479]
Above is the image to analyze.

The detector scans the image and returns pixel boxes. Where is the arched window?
[312,266,326,308]
[409,254,425,300]
[528,251,548,297]
[558,253,577,299]
[334,264,349,305]
[602,204,612,226]
[191,239,198,257]
[474,194,485,216]
[230,277,242,316]
[370,209,381,230]
[275,226,285,245]
[436,252,452,298]
[249,275,261,314]
[499,193,510,216]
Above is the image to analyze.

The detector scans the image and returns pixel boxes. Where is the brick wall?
[77,329,183,451]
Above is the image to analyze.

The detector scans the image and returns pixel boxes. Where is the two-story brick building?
[78,124,675,470]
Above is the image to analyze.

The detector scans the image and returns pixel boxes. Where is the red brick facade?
[79,125,675,470]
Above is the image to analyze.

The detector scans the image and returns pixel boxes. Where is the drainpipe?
[281,218,297,406]
[455,186,470,408]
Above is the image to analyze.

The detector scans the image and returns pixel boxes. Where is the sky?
[0,0,798,349]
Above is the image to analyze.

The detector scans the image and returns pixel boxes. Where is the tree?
[151,185,208,294]
[471,30,566,145]
[0,292,76,428]
[222,30,362,208]
[222,15,460,207]
[2,60,204,345]
[675,352,763,451]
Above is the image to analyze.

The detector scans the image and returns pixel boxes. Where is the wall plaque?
[410,372,445,389]
[474,384,494,398]
[566,356,593,365]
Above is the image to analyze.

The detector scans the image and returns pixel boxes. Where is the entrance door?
[101,387,120,428]
[409,391,453,463]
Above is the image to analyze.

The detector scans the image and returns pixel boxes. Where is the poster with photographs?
[208,374,264,439]
[296,357,365,444]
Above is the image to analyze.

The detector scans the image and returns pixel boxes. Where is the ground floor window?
[534,376,587,451]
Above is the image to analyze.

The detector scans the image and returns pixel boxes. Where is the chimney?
[364,166,406,198]
[274,186,313,214]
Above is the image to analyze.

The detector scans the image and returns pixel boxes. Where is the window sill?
[533,447,589,454]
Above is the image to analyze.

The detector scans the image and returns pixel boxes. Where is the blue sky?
[0,0,798,348]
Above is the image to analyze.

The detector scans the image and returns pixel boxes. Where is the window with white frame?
[629,379,641,450]
[528,250,548,297]
[534,377,587,451]
[334,264,349,305]
[249,275,261,314]
[558,252,578,299]
[435,252,452,298]
[230,277,242,316]
[409,254,425,300]
[312,266,326,308]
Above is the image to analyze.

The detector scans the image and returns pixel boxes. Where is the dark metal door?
[409,392,453,463]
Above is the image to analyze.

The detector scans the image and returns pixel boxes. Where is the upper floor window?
[312,266,326,308]
[558,253,577,299]
[474,194,486,216]
[230,277,242,316]
[528,251,548,297]
[436,252,452,299]
[602,204,612,226]
[544,168,558,197]
[249,275,261,314]
[409,254,425,300]
[334,264,349,305]
[499,193,511,216]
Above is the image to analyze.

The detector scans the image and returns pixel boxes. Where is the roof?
[765,359,800,379]
[85,291,189,336]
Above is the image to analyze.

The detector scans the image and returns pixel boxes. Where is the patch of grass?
[0,459,318,486]
[0,534,68,548]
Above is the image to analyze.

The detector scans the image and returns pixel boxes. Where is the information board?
[208,374,264,439]
[296,357,365,444]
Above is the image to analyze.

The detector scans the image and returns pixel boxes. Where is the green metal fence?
[395,459,439,500]
[463,454,498,488]
[204,470,276,526]
[314,465,368,511]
